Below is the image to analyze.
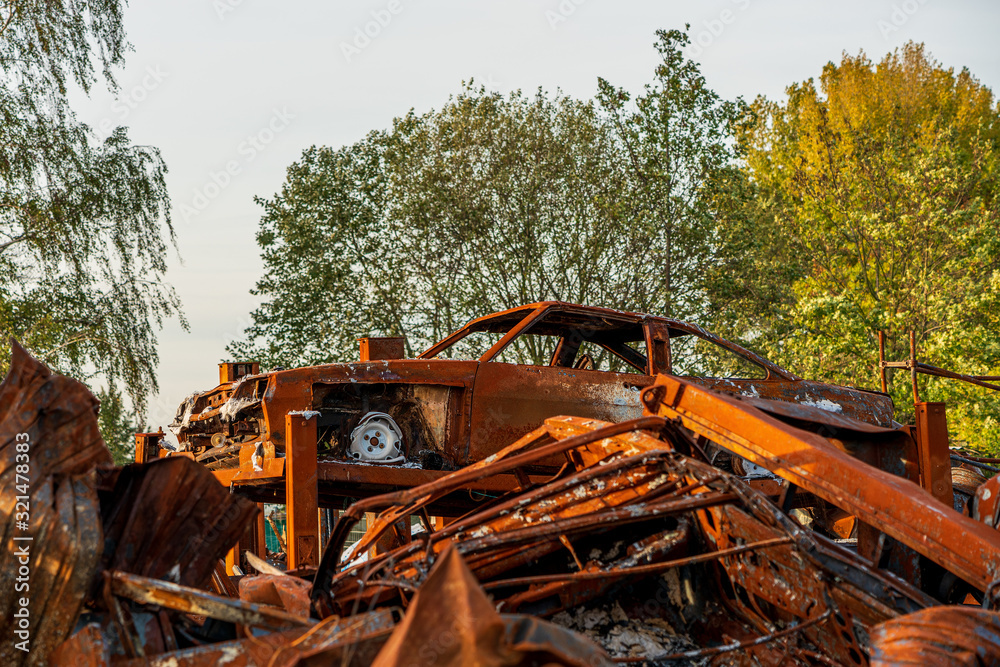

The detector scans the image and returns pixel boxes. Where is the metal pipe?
[878,330,887,394]
[461,491,738,555]
[482,536,793,590]
[313,416,668,604]
[951,454,1000,475]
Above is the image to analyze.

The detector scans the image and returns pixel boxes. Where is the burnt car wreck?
[4,300,1000,666]
[168,302,894,491]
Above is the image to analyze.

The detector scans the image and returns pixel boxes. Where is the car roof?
[464,301,691,335]
[450,301,795,379]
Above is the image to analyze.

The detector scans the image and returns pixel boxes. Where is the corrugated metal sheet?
[0,341,111,667]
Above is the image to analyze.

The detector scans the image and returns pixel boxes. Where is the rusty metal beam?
[254,502,268,562]
[915,402,954,506]
[482,536,793,590]
[315,461,550,492]
[316,417,665,570]
[285,411,319,569]
[879,331,1000,394]
[641,374,1000,592]
[112,609,397,667]
[870,606,1000,665]
[479,304,550,362]
[225,538,240,576]
[108,571,313,630]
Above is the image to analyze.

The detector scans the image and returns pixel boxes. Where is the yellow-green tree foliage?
[739,43,1000,452]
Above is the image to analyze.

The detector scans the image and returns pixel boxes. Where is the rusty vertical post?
[134,434,147,464]
[134,430,164,464]
[878,331,888,394]
[225,539,239,575]
[915,402,954,507]
[285,412,319,569]
[318,508,327,557]
[910,331,919,403]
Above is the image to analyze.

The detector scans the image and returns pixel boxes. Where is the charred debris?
[3,305,1000,666]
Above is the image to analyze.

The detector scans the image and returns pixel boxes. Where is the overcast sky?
[72,0,1000,432]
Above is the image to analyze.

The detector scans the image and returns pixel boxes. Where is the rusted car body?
[309,380,1000,664]
[170,302,894,483]
[6,336,1000,666]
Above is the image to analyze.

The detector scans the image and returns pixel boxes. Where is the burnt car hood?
[170,359,479,452]
[691,377,895,427]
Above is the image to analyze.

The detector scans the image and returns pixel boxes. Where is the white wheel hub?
[349,412,404,463]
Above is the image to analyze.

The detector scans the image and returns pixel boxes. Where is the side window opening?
[481,311,649,373]
[669,333,767,379]
[572,340,647,374]
[546,326,647,374]
[491,333,560,366]
[436,331,504,361]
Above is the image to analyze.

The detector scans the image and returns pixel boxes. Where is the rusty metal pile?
[4,305,1000,665]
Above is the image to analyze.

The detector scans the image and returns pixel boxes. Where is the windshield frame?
[417,302,795,381]
[417,305,548,362]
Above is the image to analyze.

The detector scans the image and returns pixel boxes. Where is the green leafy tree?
[731,43,1000,451]
[230,88,635,367]
[381,87,648,359]
[0,1,184,421]
[231,29,745,370]
[230,136,394,368]
[596,27,747,323]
